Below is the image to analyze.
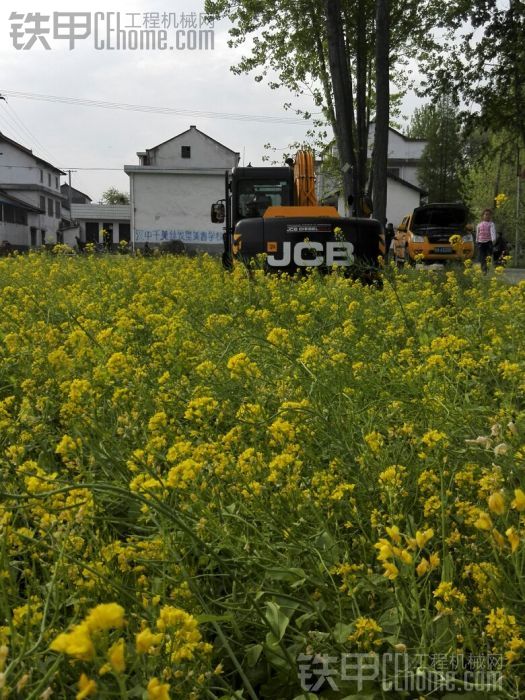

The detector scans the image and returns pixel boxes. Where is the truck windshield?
[237,179,291,219]
[413,207,468,228]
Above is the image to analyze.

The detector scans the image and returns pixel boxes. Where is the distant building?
[0,131,66,247]
[367,122,427,189]
[69,203,131,247]
[61,183,92,212]
[125,125,239,251]
[317,125,428,227]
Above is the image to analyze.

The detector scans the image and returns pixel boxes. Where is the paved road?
[501,268,525,284]
[413,263,525,284]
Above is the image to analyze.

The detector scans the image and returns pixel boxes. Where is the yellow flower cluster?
[1,253,525,695]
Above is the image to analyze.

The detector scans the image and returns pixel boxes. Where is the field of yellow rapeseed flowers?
[1,252,525,699]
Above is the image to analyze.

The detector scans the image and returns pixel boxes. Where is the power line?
[0,89,313,125]
[3,101,63,167]
[0,110,31,151]
[0,164,124,171]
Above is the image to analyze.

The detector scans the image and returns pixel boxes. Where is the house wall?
[11,189,62,242]
[386,130,426,160]
[386,179,422,228]
[367,125,427,188]
[0,142,61,190]
[148,126,238,170]
[0,140,63,244]
[0,220,30,247]
[62,227,81,247]
[367,125,426,161]
[131,172,226,251]
[393,164,420,188]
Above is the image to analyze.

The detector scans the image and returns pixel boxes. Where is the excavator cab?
[232,168,294,223]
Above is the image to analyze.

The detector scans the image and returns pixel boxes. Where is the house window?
[48,173,51,187]
[181,146,191,159]
[3,204,14,223]
[56,176,59,189]
[119,223,130,242]
[40,169,43,183]
[55,200,61,218]
[15,208,27,225]
[48,198,53,216]
[85,222,99,243]
[40,195,45,211]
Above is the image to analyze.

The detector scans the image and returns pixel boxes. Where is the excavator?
[210,150,384,280]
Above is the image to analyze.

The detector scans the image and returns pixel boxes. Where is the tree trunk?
[323,0,357,211]
[355,0,369,203]
[372,0,390,225]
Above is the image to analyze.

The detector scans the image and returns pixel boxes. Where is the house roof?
[369,121,427,143]
[0,189,42,212]
[387,171,427,194]
[71,203,131,221]
[147,125,239,157]
[0,132,66,175]
[61,183,92,201]
[320,173,426,200]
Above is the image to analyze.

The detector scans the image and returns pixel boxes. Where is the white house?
[125,125,239,251]
[367,122,427,188]
[0,131,65,247]
[69,203,131,247]
[382,173,425,230]
[317,125,427,227]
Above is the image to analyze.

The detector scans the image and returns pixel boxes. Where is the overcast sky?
[0,1,416,201]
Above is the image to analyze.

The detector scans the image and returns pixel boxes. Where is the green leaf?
[265,566,306,583]
[442,552,455,582]
[333,622,353,643]
[378,607,400,634]
[264,601,290,642]
[245,643,263,667]
[295,611,317,629]
[263,635,289,669]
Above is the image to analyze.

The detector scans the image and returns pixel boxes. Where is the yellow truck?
[393,203,474,264]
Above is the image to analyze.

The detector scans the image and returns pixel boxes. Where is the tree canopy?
[420,0,525,144]
[100,187,130,205]
[408,98,463,203]
[205,0,449,215]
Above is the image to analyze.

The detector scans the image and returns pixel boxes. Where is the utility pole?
[66,169,77,223]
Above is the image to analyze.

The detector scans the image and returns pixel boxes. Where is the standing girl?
[476,208,496,272]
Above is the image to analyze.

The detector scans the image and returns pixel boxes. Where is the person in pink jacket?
[476,208,496,272]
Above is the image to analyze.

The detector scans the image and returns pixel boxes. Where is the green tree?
[420,1,525,143]
[205,0,448,215]
[408,98,463,202]
[461,131,525,261]
[101,187,130,205]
